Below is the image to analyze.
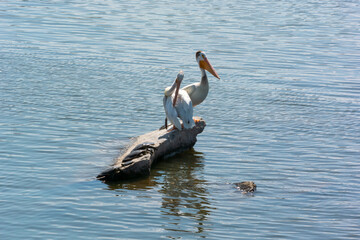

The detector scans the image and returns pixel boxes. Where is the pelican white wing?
[174,89,194,129]
[163,71,194,131]
[163,95,182,130]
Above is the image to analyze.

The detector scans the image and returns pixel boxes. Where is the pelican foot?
[193,118,201,123]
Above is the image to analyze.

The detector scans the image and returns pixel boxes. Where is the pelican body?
[182,51,220,107]
[163,71,194,131]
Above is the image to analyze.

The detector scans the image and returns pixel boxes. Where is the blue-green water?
[1,0,360,239]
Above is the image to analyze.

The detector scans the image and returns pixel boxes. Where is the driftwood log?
[97,117,206,182]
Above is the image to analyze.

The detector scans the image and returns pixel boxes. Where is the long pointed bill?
[172,79,181,107]
[201,57,220,79]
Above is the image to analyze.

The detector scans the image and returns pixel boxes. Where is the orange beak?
[199,57,220,79]
[172,79,181,107]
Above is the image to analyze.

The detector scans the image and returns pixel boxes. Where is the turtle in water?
[234,181,257,193]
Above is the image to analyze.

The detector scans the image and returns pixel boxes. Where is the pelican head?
[176,70,184,84]
[173,70,184,106]
[195,51,220,79]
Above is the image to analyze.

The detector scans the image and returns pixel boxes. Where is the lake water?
[1,0,360,239]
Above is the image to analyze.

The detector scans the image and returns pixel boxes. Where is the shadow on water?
[105,148,213,236]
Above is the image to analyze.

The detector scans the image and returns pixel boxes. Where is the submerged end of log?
[97,117,206,182]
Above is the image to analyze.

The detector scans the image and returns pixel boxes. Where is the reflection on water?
[105,149,212,236]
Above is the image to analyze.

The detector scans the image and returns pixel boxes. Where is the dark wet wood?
[97,117,206,182]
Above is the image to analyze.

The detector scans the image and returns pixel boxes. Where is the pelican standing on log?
[163,71,194,131]
[182,51,221,107]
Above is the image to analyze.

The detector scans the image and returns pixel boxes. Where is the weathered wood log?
[97,117,206,182]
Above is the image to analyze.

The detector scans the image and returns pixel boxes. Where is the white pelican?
[182,51,220,107]
[163,71,194,131]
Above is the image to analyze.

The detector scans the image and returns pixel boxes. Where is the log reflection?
[104,148,212,236]
[157,149,211,235]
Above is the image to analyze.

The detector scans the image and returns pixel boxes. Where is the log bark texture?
[97,117,206,182]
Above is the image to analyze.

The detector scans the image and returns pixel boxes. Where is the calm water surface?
[1,0,360,239]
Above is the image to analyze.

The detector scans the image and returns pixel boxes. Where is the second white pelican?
[163,71,194,131]
[182,51,220,107]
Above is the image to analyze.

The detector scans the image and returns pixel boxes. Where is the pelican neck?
[200,68,208,86]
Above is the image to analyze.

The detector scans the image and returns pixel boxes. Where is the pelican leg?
[165,118,168,129]
[167,125,177,132]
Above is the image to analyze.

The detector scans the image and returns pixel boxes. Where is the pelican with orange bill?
[182,51,220,107]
